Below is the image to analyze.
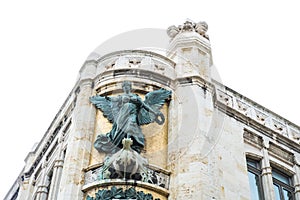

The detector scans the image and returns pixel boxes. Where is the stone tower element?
[166,20,218,199]
[167,20,212,80]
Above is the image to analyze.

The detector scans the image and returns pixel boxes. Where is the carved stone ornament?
[84,138,170,189]
[90,81,171,154]
[167,20,209,40]
[86,186,160,200]
[99,138,149,180]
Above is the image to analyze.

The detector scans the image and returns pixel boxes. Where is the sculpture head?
[122,81,132,93]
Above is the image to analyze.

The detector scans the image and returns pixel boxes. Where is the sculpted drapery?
[90,81,171,154]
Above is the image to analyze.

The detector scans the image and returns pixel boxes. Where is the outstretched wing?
[90,95,115,123]
[138,88,172,125]
[144,88,172,110]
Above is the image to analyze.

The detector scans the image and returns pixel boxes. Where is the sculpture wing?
[138,89,172,125]
[90,95,116,123]
[144,88,172,110]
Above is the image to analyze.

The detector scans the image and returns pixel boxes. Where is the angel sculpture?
[90,81,172,154]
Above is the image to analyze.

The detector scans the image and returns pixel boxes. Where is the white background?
[1,1,300,198]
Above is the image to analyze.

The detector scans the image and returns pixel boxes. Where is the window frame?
[247,158,264,200]
[272,168,295,200]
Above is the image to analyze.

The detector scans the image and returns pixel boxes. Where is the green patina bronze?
[86,186,160,200]
[90,81,171,154]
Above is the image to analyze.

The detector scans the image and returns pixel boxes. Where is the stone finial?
[167,25,180,39]
[167,20,209,40]
[195,21,208,37]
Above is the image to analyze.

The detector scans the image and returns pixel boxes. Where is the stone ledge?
[84,163,170,190]
[82,179,169,197]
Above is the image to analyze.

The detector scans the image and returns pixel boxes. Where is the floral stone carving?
[86,186,160,200]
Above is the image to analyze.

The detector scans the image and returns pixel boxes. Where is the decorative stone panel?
[268,142,294,164]
[243,129,263,149]
[214,82,300,144]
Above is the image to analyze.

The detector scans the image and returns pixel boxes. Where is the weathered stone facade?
[4,20,300,200]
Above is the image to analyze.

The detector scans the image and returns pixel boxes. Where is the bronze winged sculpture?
[90,81,172,154]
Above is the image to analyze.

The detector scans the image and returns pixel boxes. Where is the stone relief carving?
[272,120,288,135]
[255,110,268,124]
[217,90,233,107]
[243,129,263,149]
[268,142,294,164]
[237,100,250,113]
[167,20,209,40]
[216,87,300,142]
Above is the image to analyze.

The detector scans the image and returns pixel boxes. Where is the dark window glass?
[247,159,264,200]
[272,169,294,200]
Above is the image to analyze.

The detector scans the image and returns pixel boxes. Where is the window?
[247,158,264,200]
[272,169,294,200]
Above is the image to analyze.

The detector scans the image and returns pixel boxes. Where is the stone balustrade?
[84,164,170,190]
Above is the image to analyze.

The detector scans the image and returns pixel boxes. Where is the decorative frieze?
[243,129,263,149]
[217,89,233,107]
[215,85,300,144]
[236,100,250,113]
[86,186,160,200]
[272,119,288,136]
[268,142,294,164]
[96,51,175,80]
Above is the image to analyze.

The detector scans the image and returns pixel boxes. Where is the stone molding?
[82,179,169,197]
[243,129,263,149]
[268,142,294,165]
[214,81,300,150]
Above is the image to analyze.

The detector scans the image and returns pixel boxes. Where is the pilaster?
[293,155,300,199]
[57,62,96,200]
[261,138,275,200]
[35,162,49,200]
[167,82,215,199]
[47,136,65,200]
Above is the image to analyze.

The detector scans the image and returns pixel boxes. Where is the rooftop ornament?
[167,20,209,40]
